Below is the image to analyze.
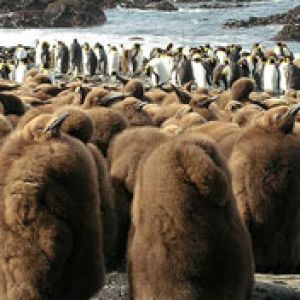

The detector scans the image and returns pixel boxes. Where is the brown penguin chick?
[179,111,206,129]
[255,104,300,126]
[145,89,167,104]
[51,92,82,107]
[86,107,128,156]
[264,97,289,108]
[231,77,255,102]
[231,104,264,128]
[161,110,206,131]
[107,127,168,262]
[0,113,105,299]
[158,83,192,106]
[66,80,84,90]
[221,100,244,122]
[32,83,64,99]
[0,114,13,146]
[0,102,5,114]
[285,89,297,99]
[17,104,55,129]
[112,97,153,126]
[120,49,132,74]
[161,110,186,128]
[162,85,192,105]
[87,143,117,270]
[29,73,52,85]
[0,92,26,116]
[187,121,243,160]
[141,103,162,123]
[215,90,233,110]
[19,95,49,107]
[249,91,272,102]
[53,106,94,144]
[194,87,209,95]
[23,81,38,90]
[0,80,20,92]
[147,103,190,126]
[53,106,117,268]
[129,133,254,300]
[161,124,183,136]
[6,115,20,128]
[230,103,300,273]
[58,84,90,98]
[82,87,110,109]
[122,79,144,100]
[189,94,220,121]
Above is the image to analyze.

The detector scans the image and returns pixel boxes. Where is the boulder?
[0,0,107,28]
[102,0,178,11]
[224,5,300,29]
[275,23,300,42]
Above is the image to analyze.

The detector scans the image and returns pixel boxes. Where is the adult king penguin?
[263,57,279,93]
[107,46,120,76]
[191,54,209,88]
[70,38,82,75]
[94,43,107,75]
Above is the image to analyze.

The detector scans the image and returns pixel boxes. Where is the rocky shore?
[275,23,300,42]
[102,0,178,11]
[224,5,300,41]
[176,0,258,2]
[93,271,300,300]
[188,3,249,9]
[0,0,107,28]
[224,5,300,29]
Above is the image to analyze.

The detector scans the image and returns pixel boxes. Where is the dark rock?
[275,23,300,42]
[0,0,107,28]
[176,0,260,2]
[190,3,248,9]
[223,4,300,42]
[145,1,177,11]
[102,0,178,11]
[0,0,51,13]
[224,5,300,29]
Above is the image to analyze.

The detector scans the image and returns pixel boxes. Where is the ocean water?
[0,0,299,56]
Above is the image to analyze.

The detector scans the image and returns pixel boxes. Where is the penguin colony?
[2,40,300,94]
[0,40,299,299]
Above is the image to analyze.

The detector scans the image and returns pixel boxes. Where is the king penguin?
[263,57,279,93]
[107,45,120,76]
[94,43,107,75]
[191,54,209,89]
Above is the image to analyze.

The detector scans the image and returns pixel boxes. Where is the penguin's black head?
[269,58,275,64]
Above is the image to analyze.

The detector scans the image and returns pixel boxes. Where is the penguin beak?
[170,83,191,104]
[43,113,69,135]
[100,92,132,107]
[277,103,300,134]
[287,103,300,117]
[196,96,218,109]
[115,73,130,85]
